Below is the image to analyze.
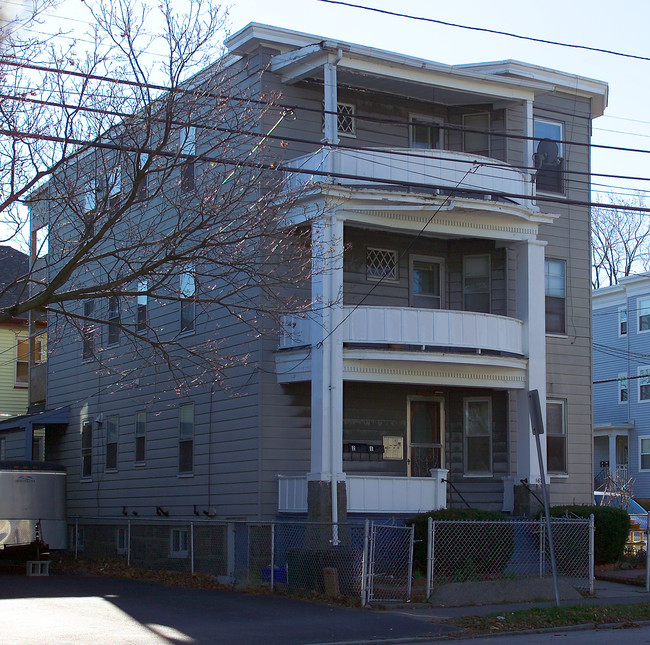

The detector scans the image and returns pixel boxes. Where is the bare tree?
[0,0,319,391]
[591,194,650,288]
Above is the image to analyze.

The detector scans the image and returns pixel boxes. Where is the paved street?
[0,574,455,645]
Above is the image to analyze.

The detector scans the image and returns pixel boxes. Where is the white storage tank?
[0,461,66,550]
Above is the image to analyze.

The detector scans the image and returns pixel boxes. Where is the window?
[81,419,93,478]
[15,337,28,386]
[366,248,398,282]
[180,126,196,192]
[619,373,628,403]
[178,403,194,474]
[107,296,120,346]
[116,527,128,554]
[545,259,566,334]
[82,300,95,360]
[534,119,564,194]
[410,255,443,309]
[638,437,650,477]
[462,112,490,156]
[463,255,490,313]
[108,168,121,208]
[170,527,189,557]
[619,307,628,336]
[336,103,355,137]
[83,181,97,213]
[464,397,492,475]
[0,437,5,460]
[180,266,196,333]
[639,298,650,332]
[409,115,443,149]
[546,400,567,474]
[105,415,118,471]
[639,367,650,402]
[135,410,146,463]
[135,153,149,199]
[136,280,148,332]
[32,428,45,461]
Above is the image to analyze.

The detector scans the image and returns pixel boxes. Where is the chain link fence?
[426,516,594,597]
[68,514,594,603]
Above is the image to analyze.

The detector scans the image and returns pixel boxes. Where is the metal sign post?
[528,389,561,607]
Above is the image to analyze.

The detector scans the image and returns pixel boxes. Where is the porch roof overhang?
[594,422,634,435]
[285,185,557,241]
[226,23,607,116]
[0,406,70,432]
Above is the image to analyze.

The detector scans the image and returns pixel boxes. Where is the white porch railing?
[277,471,448,515]
[280,306,524,356]
[285,148,535,208]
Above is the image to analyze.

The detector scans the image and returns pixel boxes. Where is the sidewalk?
[381,575,650,622]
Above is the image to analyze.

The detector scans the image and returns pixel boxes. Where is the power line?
[316,0,650,63]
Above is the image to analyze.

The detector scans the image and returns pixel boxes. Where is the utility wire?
[316,0,650,62]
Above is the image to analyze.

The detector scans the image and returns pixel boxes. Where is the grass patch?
[452,603,650,635]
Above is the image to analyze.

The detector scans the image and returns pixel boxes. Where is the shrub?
[407,508,514,580]
[548,505,629,565]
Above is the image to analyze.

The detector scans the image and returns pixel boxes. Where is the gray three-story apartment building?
[1,24,607,530]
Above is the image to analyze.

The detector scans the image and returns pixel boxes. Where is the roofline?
[226,23,608,117]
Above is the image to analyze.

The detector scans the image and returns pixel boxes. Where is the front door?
[407,397,444,477]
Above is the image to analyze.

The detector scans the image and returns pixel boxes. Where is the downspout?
[323,48,343,543]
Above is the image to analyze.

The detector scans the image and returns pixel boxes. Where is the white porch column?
[309,213,344,484]
[515,239,547,484]
[608,434,617,473]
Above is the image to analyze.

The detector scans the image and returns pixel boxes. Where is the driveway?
[0,574,455,645]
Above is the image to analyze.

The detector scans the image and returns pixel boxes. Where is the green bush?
[548,505,629,565]
[407,508,514,580]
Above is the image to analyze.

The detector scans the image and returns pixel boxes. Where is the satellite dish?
[533,138,560,167]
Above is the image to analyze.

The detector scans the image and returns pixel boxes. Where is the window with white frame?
[534,119,564,194]
[136,280,148,333]
[105,415,118,471]
[639,298,650,332]
[639,367,650,401]
[81,419,93,478]
[366,248,398,282]
[180,266,196,333]
[180,126,196,192]
[546,400,567,474]
[15,337,28,387]
[462,112,490,156]
[116,527,128,554]
[641,437,650,470]
[464,397,492,475]
[336,103,355,137]
[178,403,194,474]
[619,307,628,336]
[463,255,490,313]
[82,300,95,360]
[170,527,189,557]
[107,296,120,346]
[545,259,566,334]
[619,373,629,403]
[409,115,443,149]
[410,255,443,309]
[135,410,146,464]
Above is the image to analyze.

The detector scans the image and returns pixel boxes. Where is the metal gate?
[363,522,415,605]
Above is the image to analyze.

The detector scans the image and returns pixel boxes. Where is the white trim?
[409,254,445,308]
[640,436,650,472]
[618,372,629,404]
[618,306,628,337]
[638,366,650,403]
[638,296,650,334]
[408,113,444,149]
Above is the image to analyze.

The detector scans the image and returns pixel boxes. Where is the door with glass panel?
[408,398,444,477]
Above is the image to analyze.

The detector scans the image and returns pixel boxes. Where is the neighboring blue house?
[592,274,650,501]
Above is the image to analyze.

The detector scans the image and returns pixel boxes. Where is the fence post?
[645,511,650,591]
[426,516,433,600]
[407,524,414,601]
[589,514,595,595]
[190,522,195,575]
[361,519,369,606]
[270,522,275,592]
[539,516,544,578]
[127,519,131,567]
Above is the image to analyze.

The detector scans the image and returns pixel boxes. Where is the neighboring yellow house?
[0,246,31,439]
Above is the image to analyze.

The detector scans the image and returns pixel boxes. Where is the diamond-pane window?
[367,248,398,282]
[337,103,356,136]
